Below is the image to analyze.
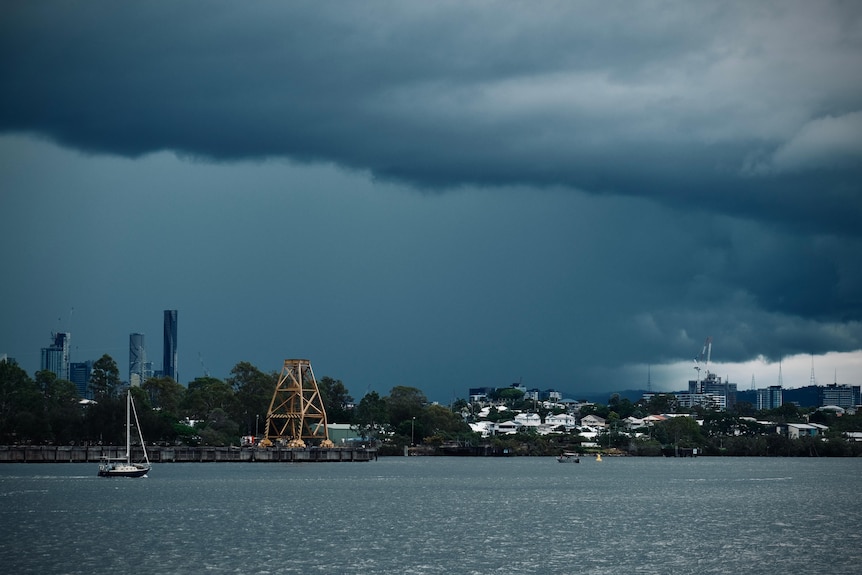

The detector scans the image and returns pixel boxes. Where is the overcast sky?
[2,1,861,402]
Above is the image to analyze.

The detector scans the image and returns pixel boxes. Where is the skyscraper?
[163,310,178,381]
[756,385,783,410]
[130,333,146,387]
[69,360,93,399]
[40,332,70,380]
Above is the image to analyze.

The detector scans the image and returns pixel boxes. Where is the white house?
[580,414,607,428]
[545,413,577,430]
[786,423,821,439]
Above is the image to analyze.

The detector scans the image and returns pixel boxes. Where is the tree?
[0,361,43,443]
[770,403,804,423]
[495,387,525,404]
[641,393,678,415]
[197,408,240,446]
[227,362,277,435]
[36,370,81,444]
[181,377,236,420]
[353,391,388,439]
[143,376,186,416]
[423,404,471,438]
[654,416,704,448]
[701,411,739,437]
[89,354,121,399]
[385,386,427,428]
[317,376,354,423]
[608,395,636,418]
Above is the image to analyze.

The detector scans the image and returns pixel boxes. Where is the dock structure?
[0,445,377,463]
[260,359,332,449]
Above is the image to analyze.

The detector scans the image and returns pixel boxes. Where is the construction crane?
[198,352,210,378]
[693,336,712,387]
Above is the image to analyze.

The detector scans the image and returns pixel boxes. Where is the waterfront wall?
[0,445,377,463]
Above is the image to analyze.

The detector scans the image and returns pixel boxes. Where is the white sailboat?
[98,390,151,478]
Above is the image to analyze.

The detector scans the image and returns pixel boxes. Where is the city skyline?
[12,313,860,401]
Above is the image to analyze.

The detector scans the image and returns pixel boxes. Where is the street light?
[256,414,259,437]
[411,417,416,446]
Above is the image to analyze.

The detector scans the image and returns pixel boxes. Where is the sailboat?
[98,390,151,478]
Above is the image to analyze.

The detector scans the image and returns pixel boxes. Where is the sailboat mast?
[126,390,131,463]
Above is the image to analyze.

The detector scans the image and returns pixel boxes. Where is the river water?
[1,456,859,574]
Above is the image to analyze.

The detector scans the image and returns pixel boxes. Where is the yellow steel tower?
[260,359,333,448]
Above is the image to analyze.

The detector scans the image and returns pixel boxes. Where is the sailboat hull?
[98,463,150,478]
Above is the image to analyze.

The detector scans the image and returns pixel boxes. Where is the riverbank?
[0,445,377,463]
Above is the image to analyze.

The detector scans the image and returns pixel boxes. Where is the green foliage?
[608,394,637,418]
[0,362,43,443]
[494,387,526,403]
[653,416,704,448]
[197,408,240,446]
[89,354,121,399]
[424,404,470,437]
[317,376,354,423]
[142,376,185,416]
[4,357,862,457]
[385,386,427,428]
[769,403,805,423]
[227,361,277,432]
[640,393,678,415]
[353,391,388,439]
[181,377,237,420]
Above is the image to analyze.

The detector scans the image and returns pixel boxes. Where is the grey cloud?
[2,1,860,236]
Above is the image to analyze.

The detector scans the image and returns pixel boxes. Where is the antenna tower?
[809,355,816,386]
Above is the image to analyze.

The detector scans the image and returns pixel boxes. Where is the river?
[1,456,859,574]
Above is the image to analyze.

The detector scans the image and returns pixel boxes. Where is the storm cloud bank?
[2,1,861,394]
[3,2,861,230]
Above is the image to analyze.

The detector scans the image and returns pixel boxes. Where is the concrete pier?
[0,445,377,463]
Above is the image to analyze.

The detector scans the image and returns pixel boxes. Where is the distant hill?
[567,389,650,404]
[569,385,826,408]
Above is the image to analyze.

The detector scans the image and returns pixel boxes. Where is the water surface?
[1,457,859,574]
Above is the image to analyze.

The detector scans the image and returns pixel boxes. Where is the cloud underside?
[1,1,860,234]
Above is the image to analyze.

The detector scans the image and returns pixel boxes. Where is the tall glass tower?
[129,333,146,387]
[163,310,178,381]
[41,332,70,380]
[69,360,93,399]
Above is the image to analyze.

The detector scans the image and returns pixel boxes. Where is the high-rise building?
[130,333,146,387]
[757,385,783,410]
[163,310,178,381]
[688,372,737,410]
[820,384,861,409]
[40,332,70,380]
[69,361,93,399]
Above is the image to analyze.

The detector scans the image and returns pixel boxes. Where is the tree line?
[0,355,472,450]
[3,356,861,456]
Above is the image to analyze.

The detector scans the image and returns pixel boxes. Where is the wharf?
[0,445,377,463]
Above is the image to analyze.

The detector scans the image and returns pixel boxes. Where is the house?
[494,420,522,435]
[580,414,607,428]
[786,423,822,439]
[545,413,577,430]
[514,413,541,428]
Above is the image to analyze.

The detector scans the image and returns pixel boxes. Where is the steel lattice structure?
[262,359,330,446]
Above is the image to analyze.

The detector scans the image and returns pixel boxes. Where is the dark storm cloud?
[2,1,861,395]
[2,1,861,235]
